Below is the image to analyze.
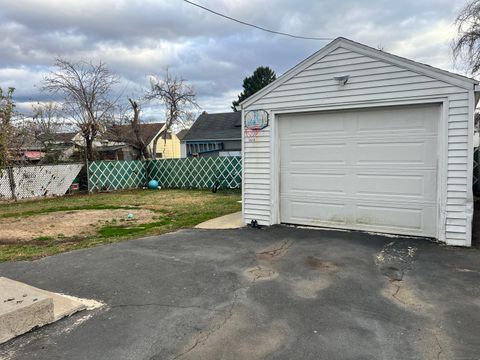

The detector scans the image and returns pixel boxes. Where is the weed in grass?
[98,219,171,238]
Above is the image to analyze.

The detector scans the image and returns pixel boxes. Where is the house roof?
[182,112,242,141]
[176,129,189,140]
[36,131,77,145]
[105,122,165,145]
[51,132,77,143]
[240,37,479,108]
[96,144,132,152]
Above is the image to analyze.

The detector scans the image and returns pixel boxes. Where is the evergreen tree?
[232,66,276,111]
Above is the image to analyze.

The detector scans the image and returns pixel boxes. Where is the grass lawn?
[0,189,241,262]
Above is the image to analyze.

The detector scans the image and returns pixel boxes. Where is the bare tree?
[42,58,119,161]
[0,87,15,167]
[453,0,480,75]
[145,70,199,134]
[31,102,63,143]
[128,98,150,159]
[28,102,67,163]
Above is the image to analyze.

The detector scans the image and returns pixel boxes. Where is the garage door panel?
[282,112,352,135]
[281,171,347,195]
[355,139,435,166]
[355,172,436,201]
[281,197,436,236]
[355,204,424,230]
[279,104,439,237]
[285,199,347,225]
[281,143,347,164]
[282,172,435,201]
[356,105,437,133]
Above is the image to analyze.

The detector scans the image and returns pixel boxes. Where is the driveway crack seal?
[256,239,293,260]
[391,283,405,304]
[169,285,247,360]
[433,332,443,360]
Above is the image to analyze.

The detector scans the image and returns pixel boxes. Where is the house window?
[156,153,163,158]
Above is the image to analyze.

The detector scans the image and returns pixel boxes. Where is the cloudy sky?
[0,0,470,120]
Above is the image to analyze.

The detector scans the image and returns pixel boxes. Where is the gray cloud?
[0,0,468,116]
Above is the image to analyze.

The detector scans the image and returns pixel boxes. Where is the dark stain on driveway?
[0,226,479,359]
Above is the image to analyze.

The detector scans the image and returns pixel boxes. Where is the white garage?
[240,37,479,246]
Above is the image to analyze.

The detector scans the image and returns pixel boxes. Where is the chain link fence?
[0,163,83,201]
[87,157,242,192]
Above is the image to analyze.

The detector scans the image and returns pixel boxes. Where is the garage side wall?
[242,44,473,246]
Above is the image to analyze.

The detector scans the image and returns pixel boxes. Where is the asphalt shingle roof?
[176,129,189,140]
[105,122,165,145]
[183,112,241,141]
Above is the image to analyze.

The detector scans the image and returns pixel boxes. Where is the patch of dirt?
[0,209,156,243]
[306,256,338,273]
[243,266,279,282]
[177,304,290,360]
[256,240,293,262]
[380,274,453,359]
[381,280,432,311]
[241,240,293,283]
[290,277,330,299]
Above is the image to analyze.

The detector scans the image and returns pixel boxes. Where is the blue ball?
[148,179,159,189]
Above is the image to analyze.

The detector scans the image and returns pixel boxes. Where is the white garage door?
[279,104,439,237]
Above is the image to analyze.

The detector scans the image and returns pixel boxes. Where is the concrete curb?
[0,277,88,344]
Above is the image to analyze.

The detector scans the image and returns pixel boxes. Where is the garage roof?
[240,37,479,108]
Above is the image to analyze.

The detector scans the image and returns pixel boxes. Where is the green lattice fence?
[88,157,242,192]
[148,157,242,189]
[88,160,146,192]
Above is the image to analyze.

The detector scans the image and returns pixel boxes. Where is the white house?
[239,37,480,247]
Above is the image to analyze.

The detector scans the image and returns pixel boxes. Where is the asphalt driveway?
[0,226,479,360]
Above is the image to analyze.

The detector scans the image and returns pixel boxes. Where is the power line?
[183,0,332,41]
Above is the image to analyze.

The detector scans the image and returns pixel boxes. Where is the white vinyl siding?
[243,128,271,222]
[242,42,475,246]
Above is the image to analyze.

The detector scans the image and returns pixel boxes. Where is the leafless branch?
[41,58,119,161]
[145,70,200,137]
[453,0,480,75]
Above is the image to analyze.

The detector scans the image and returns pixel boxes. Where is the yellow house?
[103,122,182,159]
[153,129,181,159]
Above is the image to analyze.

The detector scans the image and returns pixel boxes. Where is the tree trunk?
[129,98,150,160]
[86,137,94,162]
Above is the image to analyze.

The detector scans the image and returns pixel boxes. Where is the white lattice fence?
[0,164,83,200]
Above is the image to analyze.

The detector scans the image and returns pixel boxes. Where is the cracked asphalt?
[0,226,479,360]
